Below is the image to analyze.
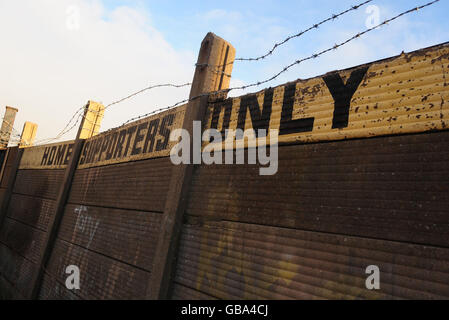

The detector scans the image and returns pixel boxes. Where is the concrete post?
[19,122,38,148]
[148,32,236,299]
[0,106,19,149]
[30,104,92,299]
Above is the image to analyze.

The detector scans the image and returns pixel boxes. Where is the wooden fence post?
[30,106,91,299]
[148,32,236,299]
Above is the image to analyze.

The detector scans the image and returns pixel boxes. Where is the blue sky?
[103,0,449,85]
[0,0,447,142]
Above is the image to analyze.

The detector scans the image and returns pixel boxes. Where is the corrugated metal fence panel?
[0,143,68,298]
[0,218,46,265]
[38,273,80,300]
[42,156,173,299]
[45,239,150,300]
[6,194,56,232]
[174,221,449,300]
[0,243,36,299]
[172,283,218,300]
[172,130,449,299]
[58,204,162,272]
[0,148,18,190]
[0,272,24,299]
[68,158,172,212]
[186,131,449,248]
[12,169,65,200]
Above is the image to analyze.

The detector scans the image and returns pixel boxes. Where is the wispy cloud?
[0,0,447,142]
[0,0,195,142]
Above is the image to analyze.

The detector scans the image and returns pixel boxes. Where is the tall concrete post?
[0,106,19,149]
[148,32,236,299]
[19,122,38,148]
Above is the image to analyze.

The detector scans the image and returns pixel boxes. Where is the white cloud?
[0,0,195,143]
[0,1,446,144]
[226,3,446,95]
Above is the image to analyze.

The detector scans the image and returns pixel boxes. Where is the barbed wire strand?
[33,83,192,145]
[104,82,192,111]
[230,0,374,66]
[31,3,372,145]
[199,0,375,78]
[112,0,440,129]
[34,0,440,145]
[0,117,22,137]
[28,1,375,145]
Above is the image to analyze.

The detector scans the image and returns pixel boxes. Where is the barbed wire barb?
[33,82,192,145]
[110,0,441,130]
[33,0,441,146]
[232,0,374,64]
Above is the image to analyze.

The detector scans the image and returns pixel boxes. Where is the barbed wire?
[120,99,190,127]
[32,2,370,144]
[225,0,442,91]
[0,117,22,137]
[224,0,374,69]
[104,82,192,111]
[109,0,441,129]
[33,82,192,146]
[26,1,373,145]
[32,0,440,145]
[0,136,21,146]
[198,0,375,78]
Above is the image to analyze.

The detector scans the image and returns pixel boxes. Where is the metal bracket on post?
[148,33,236,300]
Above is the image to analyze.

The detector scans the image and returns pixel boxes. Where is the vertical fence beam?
[19,122,38,148]
[30,106,90,299]
[0,148,10,186]
[0,147,23,229]
[0,107,19,149]
[148,32,236,299]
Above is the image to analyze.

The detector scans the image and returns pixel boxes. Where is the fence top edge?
[209,40,449,103]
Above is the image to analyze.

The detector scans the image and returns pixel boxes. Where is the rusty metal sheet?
[174,221,449,300]
[0,218,46,264]
[186,130,449,248]
[59,204,162,272]
[203,43,449,150]
[0,243,38,297]
[0,149,7,174]
[38,273,80,300]
[19,141,75,170]
[45,239,150,300]
[0,189,5,208]
[78,104,186,170]
[171,283,218,300]
[0,273,25,299]
[6,194,56,232]
[69,157,173,212]
[1,148,18,189]
[13,169,65,200]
